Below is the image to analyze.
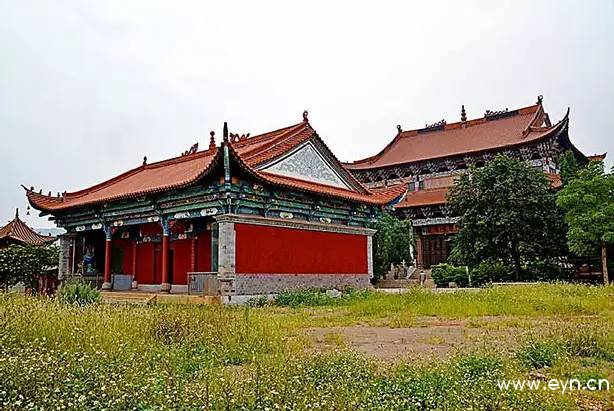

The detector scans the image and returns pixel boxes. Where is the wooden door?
[153,243,163,284]
[423,235,449,268]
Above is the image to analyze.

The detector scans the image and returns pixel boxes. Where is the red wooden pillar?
[415,233,424,269]
[190,238,196,272]
[160,221,171,293]
[131,240,138,289]
[132,241,137,275]
[102,227,112,290]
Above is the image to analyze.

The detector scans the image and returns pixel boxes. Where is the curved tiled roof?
[394,188,448,209]
[26,148,222,212]
[226,141,404,205]
[0,209,56,245]
[257,172,406,205]
[26,118,400,213]
[346,103,567,170]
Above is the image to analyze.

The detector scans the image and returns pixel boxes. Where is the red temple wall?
[195,233,212,272]
[153,243,163,284]
[234,223,367,274]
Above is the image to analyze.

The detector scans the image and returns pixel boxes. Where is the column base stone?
[101,282,112,291]
[160,282,171,293]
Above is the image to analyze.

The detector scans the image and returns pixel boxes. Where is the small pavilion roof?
[395,172,564,209]
[395,188,449,209]
[345,99,574,170]
[0,209,56,246]
[587,153,607,162]
[26,115,405,213]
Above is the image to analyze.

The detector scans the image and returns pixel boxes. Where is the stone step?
[101,291,221,305]
[101,292,156,305]
[375,279,412,288]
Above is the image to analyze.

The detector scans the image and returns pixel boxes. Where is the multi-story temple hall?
[26,96,597,295]
[345,96,596,268]
[26,112,405,296]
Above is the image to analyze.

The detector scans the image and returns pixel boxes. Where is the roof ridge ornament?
[15,208,19,219]
[461,105,467,122]
[397,124,402,133]
[223,122,229,143]
[303,110,309,123]
[209,131,216,149]
[425,119,446,129]
[228,132,249,142]
[537,95,543,105]
[142,156,147,166]
[484,108,509,118]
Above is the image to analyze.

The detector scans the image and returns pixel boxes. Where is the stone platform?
[101,291,221,305]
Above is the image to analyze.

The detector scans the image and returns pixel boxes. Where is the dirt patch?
[309,324,514,361]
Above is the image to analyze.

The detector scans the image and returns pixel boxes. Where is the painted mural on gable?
[261,143,351,189]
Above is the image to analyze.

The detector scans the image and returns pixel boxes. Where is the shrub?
[524,259,571,282]
[472,260,514,284]
[430,264,469,287]
[56,280,101,306]
[274,288,372,308]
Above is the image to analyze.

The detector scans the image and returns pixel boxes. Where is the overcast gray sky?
[1,1,613,228]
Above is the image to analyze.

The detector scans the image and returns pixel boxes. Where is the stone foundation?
[229,273,371,295]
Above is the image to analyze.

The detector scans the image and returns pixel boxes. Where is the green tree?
[372,212,413,281]
[559,150,580,186]
[557,161,613,284]
[0,244,59,292]
[448,155,565,279]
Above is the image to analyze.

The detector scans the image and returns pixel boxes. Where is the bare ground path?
[307,315,603,361]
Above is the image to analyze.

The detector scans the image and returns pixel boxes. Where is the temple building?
[26,112,405,296]
[345,96,594,268]
[0,208,56,249]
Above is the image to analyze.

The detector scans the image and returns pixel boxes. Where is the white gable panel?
[260,143,351,189]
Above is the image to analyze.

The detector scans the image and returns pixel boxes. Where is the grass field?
[0,283,612,410]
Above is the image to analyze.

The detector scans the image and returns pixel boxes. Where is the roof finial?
[461,105,467,122]
[396,124,402,133]
[209,131,216,149]
[223,122,229,143]
[15,208,19,219]
[303,110,309,122]
[142,156,147,165]
[537,95,543,105]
